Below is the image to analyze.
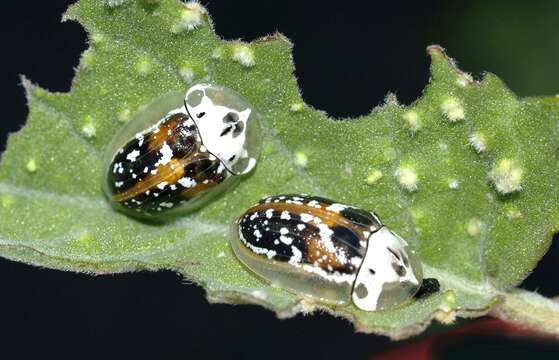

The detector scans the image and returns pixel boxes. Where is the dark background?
[1,1,559,359]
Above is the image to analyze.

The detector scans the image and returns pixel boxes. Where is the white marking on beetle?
[178,177,196,188]
[185,84,255,175]
[239,229,276,259]
[352,227,420,311]
[265,209,274,219]
[289,246,303,264]
[326,203,346,213]
[300,264,356,284]
[316,223,335,252]
[286,199,303,205]
[156,142,174,166]
[280,235,293,245]
[351,256,362,267]
[307,200,321,208]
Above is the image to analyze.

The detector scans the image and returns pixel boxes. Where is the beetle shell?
[230,194,423,311]
[103,84,261,218]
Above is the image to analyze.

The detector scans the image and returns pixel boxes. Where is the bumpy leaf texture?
[1,0,558,339]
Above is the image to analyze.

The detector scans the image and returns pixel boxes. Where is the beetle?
[230,194,424,311]
[103,83,261,218]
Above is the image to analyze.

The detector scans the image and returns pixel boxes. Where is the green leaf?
[1,0,559,338]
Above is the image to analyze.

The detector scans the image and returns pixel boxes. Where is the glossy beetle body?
[103,84,261,218]
[230,194,423,311]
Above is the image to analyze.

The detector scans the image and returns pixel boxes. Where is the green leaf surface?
[1,0,559,338]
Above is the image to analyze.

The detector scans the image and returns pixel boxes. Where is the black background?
[1,1,559,359]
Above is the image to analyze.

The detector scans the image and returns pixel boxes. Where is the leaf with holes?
[1,0,559,339]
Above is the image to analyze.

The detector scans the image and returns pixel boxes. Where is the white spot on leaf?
[440,98,465,122]
[403,111,421,133]
[489,158,524,194]
[469,131,487,153]
[232,44,255,67]
[395,166,419,192]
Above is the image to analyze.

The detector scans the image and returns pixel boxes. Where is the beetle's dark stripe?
[117,155,227,213]
[331,226,362,251]
[339,207,381,228]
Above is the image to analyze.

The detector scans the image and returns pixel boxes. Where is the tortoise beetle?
[103,84,261,218]
[230,194,424,311]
